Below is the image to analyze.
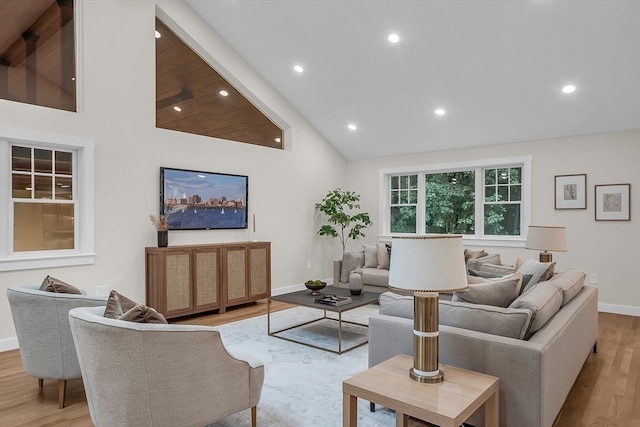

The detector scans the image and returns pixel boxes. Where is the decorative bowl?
[305,281,327,296]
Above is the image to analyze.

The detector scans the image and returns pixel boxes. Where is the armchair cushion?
[103,290,138,319]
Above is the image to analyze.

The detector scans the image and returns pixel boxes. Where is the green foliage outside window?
[425,171,476,234]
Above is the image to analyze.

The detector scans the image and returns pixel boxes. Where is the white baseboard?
[0,337,18,353]
[598,303,640,317]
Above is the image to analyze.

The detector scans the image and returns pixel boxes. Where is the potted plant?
[149,214,169,247]
[315,188,372,253]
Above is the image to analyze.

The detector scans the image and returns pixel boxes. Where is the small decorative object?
[595,183,631,221]
[555,174,587,209]
[348,271,363,295]
[304,280,327,296]
[149,214,170,247]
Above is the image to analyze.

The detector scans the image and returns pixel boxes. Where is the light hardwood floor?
[0,302,637,427]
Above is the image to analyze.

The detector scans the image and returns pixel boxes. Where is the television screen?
[160,167,248,230]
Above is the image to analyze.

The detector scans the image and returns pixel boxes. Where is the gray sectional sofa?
[368,269,599,427]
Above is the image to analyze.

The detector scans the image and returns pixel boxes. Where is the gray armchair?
[68,306,265,427]
[7,285,107,408]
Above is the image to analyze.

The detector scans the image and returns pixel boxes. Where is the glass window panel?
[391,176,399,190]
[485,169,496,185]
[14,203,75,252]
[399,190,408,204]
[425,170,475,234]
[391,191,399,204]
[497,168,509,184]
[510,167,521,184]
[409,191,418,204]
[12,146,31,172]
[485,186,496,202]
[409,175,418,188]
[55,151,73,175]
[34,176,52,199]
[498,185,509,201]
[484,204,521,236]
[55,177,73,200]
[12,174,32,198]
[511,185,522,201]
[390,206,416,233]
[34,149,52,173]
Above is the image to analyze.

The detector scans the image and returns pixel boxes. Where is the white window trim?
[0,127,95,271]
[379,156,532,247]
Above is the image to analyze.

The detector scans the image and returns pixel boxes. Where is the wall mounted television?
[160,167,248,230]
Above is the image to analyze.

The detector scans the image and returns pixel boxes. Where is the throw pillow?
[362,244,378,268]
[104,290,138,319]
[376,242,390,269]
[467,268,503,279]
[546,269,586,306]
[39,275,82,294]
[509,281,563,339]
[515,257,555,282]
[464,249,487,262]
[517,259,551,293]
[118,304,168,324]
[452,274,523,307]
[340,251,365,283]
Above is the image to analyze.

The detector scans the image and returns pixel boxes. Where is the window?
[380,156,531,244]
[0,128,94,271]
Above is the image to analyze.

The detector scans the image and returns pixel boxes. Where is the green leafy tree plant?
[316,188,372,252]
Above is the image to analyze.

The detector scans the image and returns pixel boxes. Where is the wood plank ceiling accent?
[0,0,75,111]
[155,19,283,149]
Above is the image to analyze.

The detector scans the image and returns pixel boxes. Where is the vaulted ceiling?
[186,0,640,160]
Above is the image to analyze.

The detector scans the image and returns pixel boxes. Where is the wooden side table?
[343,354,499,427]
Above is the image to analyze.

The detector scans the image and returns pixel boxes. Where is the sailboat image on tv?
[160,167,248,230]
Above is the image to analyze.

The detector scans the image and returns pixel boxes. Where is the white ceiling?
[186,0,640,160]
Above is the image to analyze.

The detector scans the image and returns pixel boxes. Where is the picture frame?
[595,183,631,221]
[555,174,587,209]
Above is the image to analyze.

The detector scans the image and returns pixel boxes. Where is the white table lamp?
[388,235,468,383]
[525,225,567,262]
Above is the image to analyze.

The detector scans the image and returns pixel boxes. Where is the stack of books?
[314,294,352,306]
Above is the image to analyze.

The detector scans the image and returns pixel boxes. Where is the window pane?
[14,203,74,251]
[485,186,496,202]
[484,204,521,236]
[510,167,521,184]
[391,206,416,233]
[55,177,73,200]
[425,171,475,234]
[391,191,399,204]
[34,149,52,173]
[511,184,521,201]
[12,146,31,172]
[498,168,509,184]
[498,185,509,201]
[56,151,73,174]
[12,174,31,198]
[34,176,52,199]
[391,176,399,190]
[484,169,496,185]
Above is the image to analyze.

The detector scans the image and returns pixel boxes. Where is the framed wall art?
[595,183,630,221]
[555,174,587,209]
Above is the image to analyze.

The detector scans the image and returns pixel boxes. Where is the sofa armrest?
[333,259,343,285]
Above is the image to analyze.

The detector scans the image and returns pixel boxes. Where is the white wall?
[347,130,640,315]
[0,0,347,349]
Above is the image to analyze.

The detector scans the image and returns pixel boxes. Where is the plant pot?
[157,231,168,248]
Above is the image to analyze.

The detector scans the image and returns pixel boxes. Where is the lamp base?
[409,367,444,383]
[539,251,552,263]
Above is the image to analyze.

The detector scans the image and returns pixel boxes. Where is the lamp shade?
[388,235,468,293]
[525,226,567,252]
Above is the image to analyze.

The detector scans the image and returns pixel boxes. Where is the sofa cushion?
[440,300,533,340]
[363,244,378,268]
[118,304,168,324]
[376,242,390,269]
[452,273,523,307]
[517,259,552,293]
[361,267,389,287]
[340,251,365,282]
[378,291,532,339]
[39,275,82,294]
[509,281,563,338]
[546,269,586,306]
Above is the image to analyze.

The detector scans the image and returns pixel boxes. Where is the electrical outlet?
[96,285,109,296]
[589,274,597,284]
[306,260,312,269]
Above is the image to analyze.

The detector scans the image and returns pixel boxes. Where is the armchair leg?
[38,378,43,388]
[58,379,67,409]
[251,406,257,427]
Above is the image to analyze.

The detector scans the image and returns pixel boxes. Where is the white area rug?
[210,305,398,427]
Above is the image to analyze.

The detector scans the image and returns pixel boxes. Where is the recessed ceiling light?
[155,30,161,39]
[434,108,446,116]
[173,106,182,112]
[562,84,576,94]
[294,65,304,73]
[347,123,358,131]
[197,174,206,178]
[219,90,229,97]
[388,33,400,43]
